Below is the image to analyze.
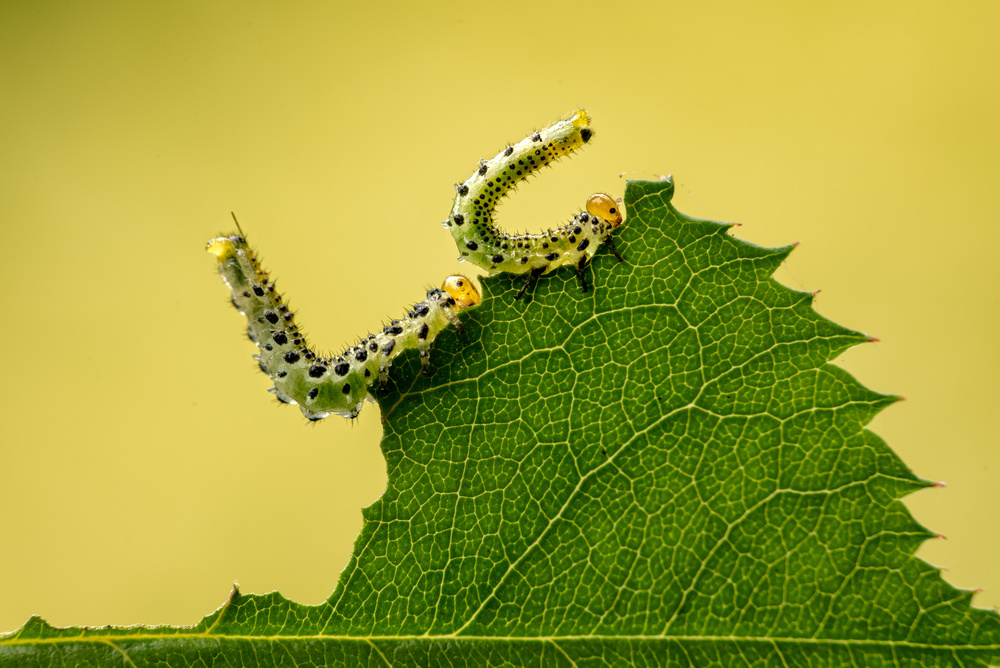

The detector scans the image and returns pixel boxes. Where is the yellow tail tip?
[566,108,590,129]
[206,237,236,259]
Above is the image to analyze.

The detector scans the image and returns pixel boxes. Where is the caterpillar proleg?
[207,228,480,421]
[444,109,625,299]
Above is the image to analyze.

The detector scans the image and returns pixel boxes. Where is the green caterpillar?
[444,108,625,299]
[207,228,480,421]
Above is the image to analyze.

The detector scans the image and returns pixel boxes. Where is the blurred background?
[2,2,998,631]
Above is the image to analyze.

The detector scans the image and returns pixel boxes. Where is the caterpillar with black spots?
[207,223,480,421]
[444,108,625,299]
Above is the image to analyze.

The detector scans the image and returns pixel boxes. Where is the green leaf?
[3,179,998,667]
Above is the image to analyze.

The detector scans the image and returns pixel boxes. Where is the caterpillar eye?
[442,275,481,309]
[586,193,624,228]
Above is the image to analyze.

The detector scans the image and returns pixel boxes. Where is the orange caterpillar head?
[586,193,624,228]
[442,275,481,310]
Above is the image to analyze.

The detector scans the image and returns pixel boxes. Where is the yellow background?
[2,2,998,632]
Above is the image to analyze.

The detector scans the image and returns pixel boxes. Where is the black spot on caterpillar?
[445,109,626,300]
[207,226,480,421]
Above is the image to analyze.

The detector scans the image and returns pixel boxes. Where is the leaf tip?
[623,174,675,203]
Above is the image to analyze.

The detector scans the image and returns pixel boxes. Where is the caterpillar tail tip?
[568,108,589,128]
[206,237,235,258]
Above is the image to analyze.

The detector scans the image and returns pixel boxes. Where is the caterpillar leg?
[445,312,465,334]
[515,266,546,301]
[603,235,625,263]
[575,256,589,293]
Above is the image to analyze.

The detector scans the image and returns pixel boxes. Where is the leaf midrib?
[4,633,995,651]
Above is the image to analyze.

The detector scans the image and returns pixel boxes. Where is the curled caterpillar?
[444,108,625,299]
[207,228,480,421]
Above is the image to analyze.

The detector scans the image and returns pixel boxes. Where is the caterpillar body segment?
[207,234,479,421]
[444,109,625,298]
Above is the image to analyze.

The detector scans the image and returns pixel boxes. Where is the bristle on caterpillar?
[444,109,625,299]
[207,233,480,421]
